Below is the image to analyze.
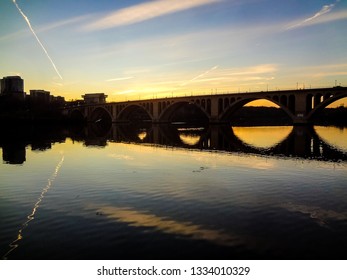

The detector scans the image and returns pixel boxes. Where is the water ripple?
[2,154,65,260]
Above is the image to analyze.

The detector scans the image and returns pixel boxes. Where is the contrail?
[12,0,63,80]
[181,65,218,86]
[286,0,340,30]
[2,154,65,259]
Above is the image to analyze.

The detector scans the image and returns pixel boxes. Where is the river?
[0,124,346,259]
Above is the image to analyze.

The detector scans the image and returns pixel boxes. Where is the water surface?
[1,125,346,259]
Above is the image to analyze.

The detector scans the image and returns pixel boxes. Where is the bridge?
[64,87,347,125]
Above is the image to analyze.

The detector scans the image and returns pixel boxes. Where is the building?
[52,96,65,104]
[0,76,25,100]
[30,89,51,103]
[82,93,108,104]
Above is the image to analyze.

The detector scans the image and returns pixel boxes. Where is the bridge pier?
[292,94,310,125]
[292,117,310,125]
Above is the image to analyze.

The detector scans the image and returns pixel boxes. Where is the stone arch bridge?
[64,87,347,124]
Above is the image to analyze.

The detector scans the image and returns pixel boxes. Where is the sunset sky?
[1,0,347,103]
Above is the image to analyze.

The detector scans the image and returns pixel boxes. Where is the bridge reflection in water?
[1,124,346,165]
[78,123,347,162]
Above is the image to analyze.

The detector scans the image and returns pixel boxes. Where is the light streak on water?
[12,0,63,80]
[2,154,65,259]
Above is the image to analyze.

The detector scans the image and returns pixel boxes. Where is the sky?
[1,0,347,104]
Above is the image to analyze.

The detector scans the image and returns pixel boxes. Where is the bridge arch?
[219,97,295,122]
[70,108,85,121]
[117,104,152,122]
[306,91,347,120]
[159,101,209,123]
[89,107,113,124]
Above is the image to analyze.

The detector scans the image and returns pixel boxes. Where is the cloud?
[113,89,137,95]
[305,63,347,78]
[223,64,278,76]
[176,64,278,90]
[286,0,344,30]
[294,63,347,77]
[52,82,64,87]
[106,76,134,82]
[37,15,92,33]
[0,29,27,42]
[85,0,221,31]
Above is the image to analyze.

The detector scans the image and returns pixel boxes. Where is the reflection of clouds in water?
[315,126,347,153]
[91,205,241,246]
[108,154,134,160]
[281,202,347,228]
[233,126,292,149]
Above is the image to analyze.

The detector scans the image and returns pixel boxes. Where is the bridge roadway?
[64,87,347,124]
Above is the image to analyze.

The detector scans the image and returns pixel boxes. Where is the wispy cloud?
[85,0,221,31]
[302,63,347,78]
[223,64,278,76]
[37,15,92,33]
[106,76,134,82]
[0,29,27,42]
[181,65,218,86]
[113,89,137,95]
[52,82,64,87]
[286,0,342,30]
[12,0,63,80]
[181,64,277,85]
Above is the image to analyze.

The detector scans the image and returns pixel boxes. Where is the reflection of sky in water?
[2,155,65,259]
[89,205,241,246]
[233,126,292,149]
[137,131,147,141]
[179,134,200,145]
[281,202,347,228]
[1,127,347,259]
[315,126,347,152]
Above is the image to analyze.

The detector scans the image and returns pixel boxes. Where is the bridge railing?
[63,86,346,107]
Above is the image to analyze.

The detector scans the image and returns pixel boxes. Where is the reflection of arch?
[232,126,292,149]
[219,97,294,122]
[159,101,209,123]
[211,125,346,161]
[88,122,112,139]
[314,126,347,153]
[77,123,347,161]
[179,133,200,146]
[114,124,153,142]
[157,124,208,148]
[117,104,152,122]
[177,128,205,146]
[215,126,272,154]
[160,125,347,161]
